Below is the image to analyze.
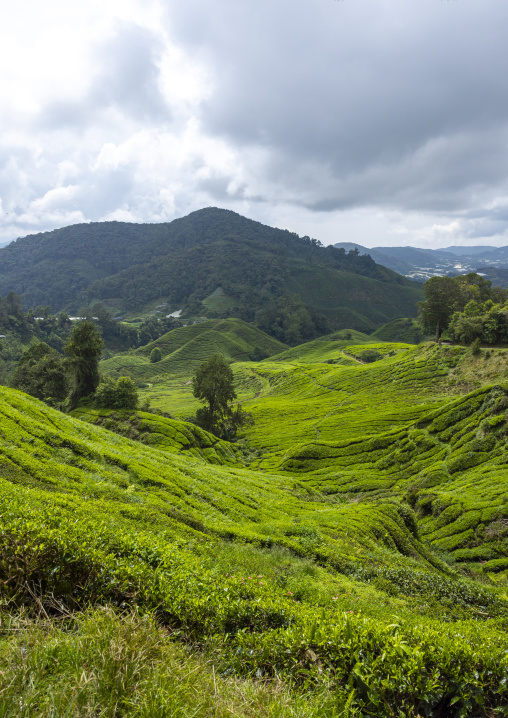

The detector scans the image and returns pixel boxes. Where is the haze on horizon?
[1,0,508,250]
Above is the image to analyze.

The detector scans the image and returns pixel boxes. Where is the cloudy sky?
[1,0,508,249]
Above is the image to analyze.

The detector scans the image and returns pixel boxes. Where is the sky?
[1,0,508,249]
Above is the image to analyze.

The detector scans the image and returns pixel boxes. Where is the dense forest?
[0,208,422,332]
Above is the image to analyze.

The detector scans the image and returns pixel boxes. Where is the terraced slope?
[101,318,288,381]
[71,407,243,466]
[267,329,373,364]
[371,317,424,344]
[223,343,450,467]
[2,386,508,715]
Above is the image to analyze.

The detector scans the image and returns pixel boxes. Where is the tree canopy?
[418,276,467,340]
[11,342,68,405]
[64,321,104,408]
[192,354,252,438]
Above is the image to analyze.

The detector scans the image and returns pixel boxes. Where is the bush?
[471,337,481,355]
[150,347,162,363]
[358,349,382,363]
[95,377,138,410]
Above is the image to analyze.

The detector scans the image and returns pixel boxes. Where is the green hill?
[267,329,374,364]
[371,317,425,344]
[0,208,422,331]
[101,318,288,381]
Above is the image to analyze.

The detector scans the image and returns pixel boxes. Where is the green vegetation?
[11,342,68,405]
[101,318,288,381]
[65,320,104,408]
[149,346,162,363]
[4,285,508,714]
[95,376,139,410]
[371,317,424,344]
[418,272,508,342]
[0,320,508,718]
[0,208,423,332]
[1,379,508,716]
[191,354,253,439]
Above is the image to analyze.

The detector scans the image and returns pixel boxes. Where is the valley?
[1,317,507,716]
[1,215,508,716]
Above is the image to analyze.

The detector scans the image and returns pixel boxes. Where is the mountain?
[335,240,508,282]
[441,245,499,256]
[0,208,422,331]
[474,266,508,287]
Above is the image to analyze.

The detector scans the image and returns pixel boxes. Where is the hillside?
[1,377,508,716]
[101,318,288,381]
[0,208,422,330]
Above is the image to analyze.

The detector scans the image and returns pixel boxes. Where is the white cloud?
[1,0,508,249]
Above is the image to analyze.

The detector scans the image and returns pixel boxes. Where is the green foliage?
[0,208,422,330]
[371,317,424,344]
[357,349,382,363]
[418,276,463,340]
[102,319,288,382]
[471,337,482,355]
[191,354,253,439]
[10,342,68,405]
[255,295,330,345]
[2,326,508,715]
[150,346,162,363]
[65,321,104,408]
[95,376,139,410]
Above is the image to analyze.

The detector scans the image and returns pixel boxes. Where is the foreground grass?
[0,608,357,718]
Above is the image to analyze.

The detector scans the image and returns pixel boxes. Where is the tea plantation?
[1,328,508,717]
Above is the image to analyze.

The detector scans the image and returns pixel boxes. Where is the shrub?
[471,337,481,355]
[150,347,162,363]
[358,349,382,363]
[95,377,138,410]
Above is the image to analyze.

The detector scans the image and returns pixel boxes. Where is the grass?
[3,334,508,715]
[0,608,358,718]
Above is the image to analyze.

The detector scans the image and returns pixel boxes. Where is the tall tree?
[418,276,463,341]
[192,354,252,438]
[11,342,68,405]
[64,321,104,408]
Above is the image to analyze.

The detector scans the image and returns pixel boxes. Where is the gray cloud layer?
[1,0,508,247]
[168,0,508,213]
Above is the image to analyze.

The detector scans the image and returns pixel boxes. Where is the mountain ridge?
[0,207,422,332]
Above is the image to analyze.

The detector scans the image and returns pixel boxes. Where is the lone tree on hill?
[192,354,253,438]
[65,321,104,408]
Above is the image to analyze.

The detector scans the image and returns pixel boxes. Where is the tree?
[418,276,463,341]
[11,342,68,405]
[192,354,253,438]
[150,347,162,363]
[64,321,104,408]
[95,376,138,410]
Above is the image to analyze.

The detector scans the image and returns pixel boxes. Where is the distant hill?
[267,329,373,364]
[334,241,508,283]
[474,266,508,288]
[0,208,422,331]
[371,318,425,344]
[101,318,288,380]
[441,245,498,256]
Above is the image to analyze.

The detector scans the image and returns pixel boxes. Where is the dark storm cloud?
[39,22,171,130]
[166,0,508,215]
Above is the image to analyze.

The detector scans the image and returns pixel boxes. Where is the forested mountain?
[0,208,422,331]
